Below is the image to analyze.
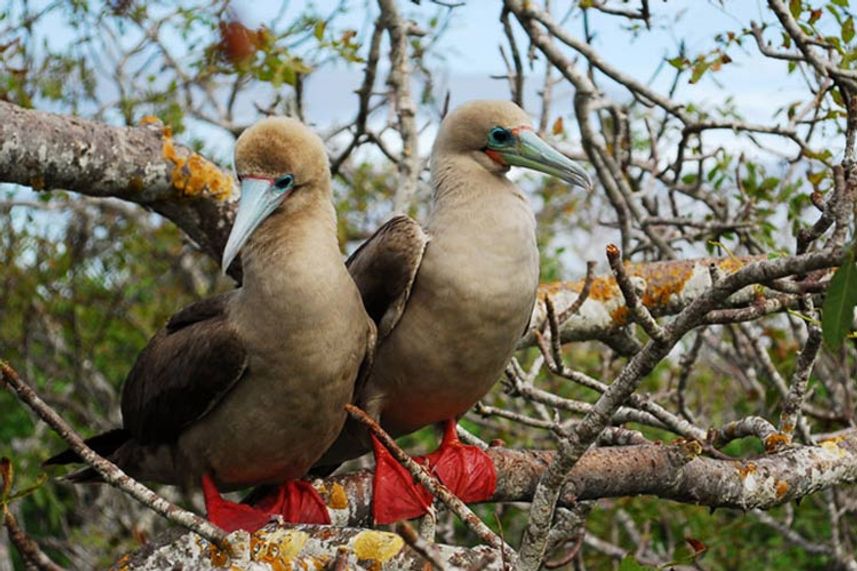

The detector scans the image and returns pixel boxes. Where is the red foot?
[253,480,331,525]
[424,420,497,504]
[202,474,330,533]
[202,474,274,533]
[371,435,433,524]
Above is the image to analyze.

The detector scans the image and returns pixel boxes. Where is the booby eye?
[488,127,513,147]
[273,174,294,191]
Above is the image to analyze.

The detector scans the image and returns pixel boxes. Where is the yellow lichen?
[250,528,310,570]
[820,438,847,458]
[329,482,348,510]
[161,129,234,200]
[352,530,404,564]
[139,115,162,126]
[678,439,703,458]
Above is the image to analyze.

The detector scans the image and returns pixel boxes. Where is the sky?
[5,0,842,271]
[232,1,812,130]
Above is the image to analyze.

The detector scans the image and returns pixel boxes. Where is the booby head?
[222,117,331,273]
[433,99,591,191]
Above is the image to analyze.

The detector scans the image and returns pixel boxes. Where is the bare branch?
[0,362,229,548]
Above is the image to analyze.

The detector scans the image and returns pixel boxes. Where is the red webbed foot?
[202,474,275,533]
[253,480,331,525]
[423,419,496,504]
[371,434,433,524]
[202,474,331,533]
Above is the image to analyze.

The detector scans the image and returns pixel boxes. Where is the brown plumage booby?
[314,100,591,523]
[47,117,375,532]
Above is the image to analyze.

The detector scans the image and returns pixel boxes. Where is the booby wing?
[120,291,248,445]
[346,214,429,341]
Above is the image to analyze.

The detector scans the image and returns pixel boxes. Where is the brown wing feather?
[121,291,248,445]
[346,215,428,340]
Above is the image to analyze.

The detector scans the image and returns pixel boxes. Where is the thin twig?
[606,243,667,343]
[3,506,65,571]
[397,521,450,570]
[344,404,516,562]
[0,361,229,549]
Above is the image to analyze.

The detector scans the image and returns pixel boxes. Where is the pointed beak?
[221,178,286,274]
[499,130,592,191]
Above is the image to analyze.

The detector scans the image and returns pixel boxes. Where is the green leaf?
[822,250,857,348]
[618,556,656,571]
[667,56,687,69]
[689,60,710,84]
[314,20,326,41]
[790,0,802,19]
[843,17,854,44]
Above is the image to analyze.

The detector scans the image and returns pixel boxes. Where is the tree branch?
[0,101,237,276]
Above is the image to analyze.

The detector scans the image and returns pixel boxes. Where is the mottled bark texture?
[0,101,237,269]
[125,431,857,570]
[124,524,505,571]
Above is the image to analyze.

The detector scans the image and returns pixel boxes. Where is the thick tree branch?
[0,101,237,274]
[124,432,857,569]
[126,523,504,571]
[523,255,829,350]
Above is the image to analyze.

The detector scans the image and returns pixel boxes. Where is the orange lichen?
[717,256,747,274]
[540,275,621,302]
[737,462,757,479]
[775,480,790,499]
[538,281,572,296]
[764,432,792,452]
[162,130,233,200]
[635,260,694,308]
[208,542,230,567]
[329,482,348,510]
[114,554,131,571]
[540,256,765,311]
[610,305,630,325]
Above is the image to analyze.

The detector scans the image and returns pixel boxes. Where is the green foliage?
[822,248,857,349]
[0,194,224,565]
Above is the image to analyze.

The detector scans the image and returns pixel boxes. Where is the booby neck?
[426,152,534,238]
[233,195,344,318]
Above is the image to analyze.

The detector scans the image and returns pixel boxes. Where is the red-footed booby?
[313,100,591,524]
[46,117,376,532]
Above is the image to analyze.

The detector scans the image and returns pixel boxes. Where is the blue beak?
[221,178,289,274]
[500,130,592,191]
